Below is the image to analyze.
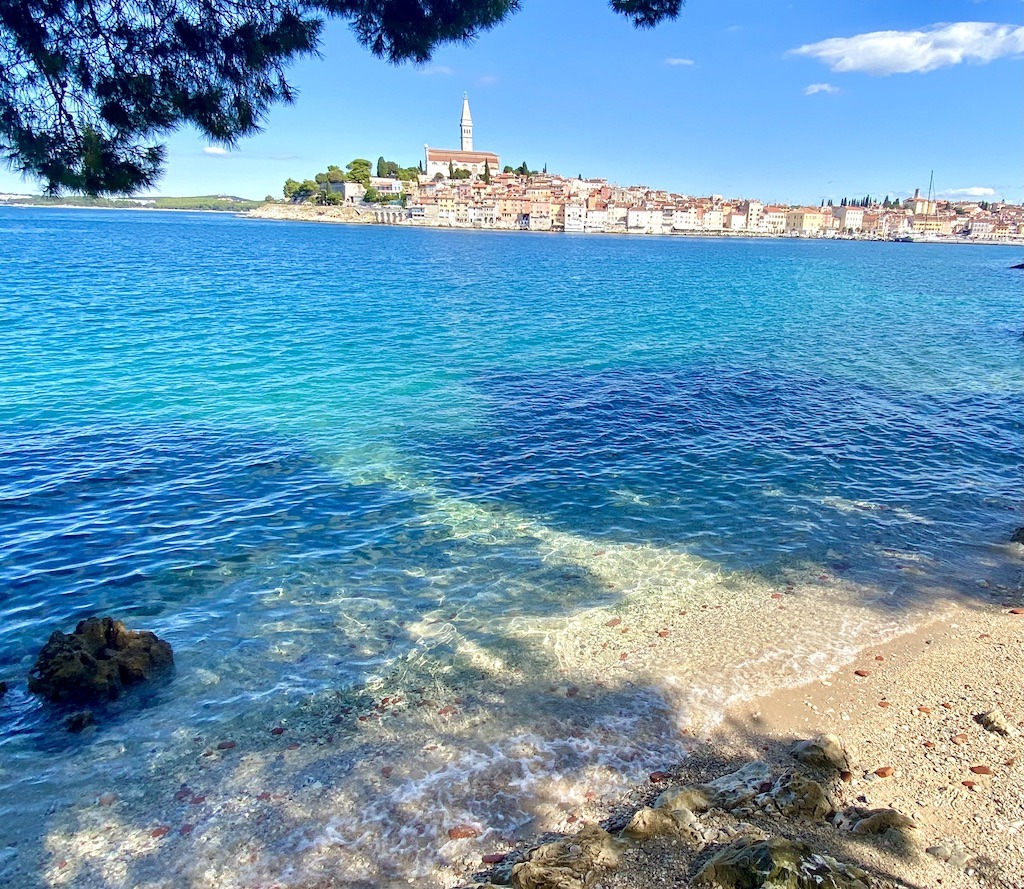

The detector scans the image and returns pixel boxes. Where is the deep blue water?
[0,207,1021,727]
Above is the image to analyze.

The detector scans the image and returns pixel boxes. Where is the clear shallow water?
[0,208,1021,886]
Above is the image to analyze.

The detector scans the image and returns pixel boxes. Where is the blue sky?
[2,0,1022,203]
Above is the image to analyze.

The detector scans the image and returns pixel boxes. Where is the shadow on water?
[1,364,1021,887]
[415,361,1023,605]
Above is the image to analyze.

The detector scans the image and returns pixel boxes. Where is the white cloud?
[418,64,454,76]
[664,57,695,66]
[203,146,230,156]
[478,74,500,85]
[942,186,997,197]
[804,83,839,95]
[791,22,1024,75]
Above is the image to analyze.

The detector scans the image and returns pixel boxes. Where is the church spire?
[460,93,473,151]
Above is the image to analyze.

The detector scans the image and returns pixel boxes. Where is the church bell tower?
[460,93,473,152]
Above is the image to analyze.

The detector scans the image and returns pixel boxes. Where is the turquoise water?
[0,208,1021,886]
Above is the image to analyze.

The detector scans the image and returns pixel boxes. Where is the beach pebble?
[976,708,1014,736]
[854,670,870,678]
[448,824,481,840]
[151,826,171,839]
[98,793,118,807]
[270,726,285,736]
[217,740,236,750]
[927,845,952,861]
[969,765,993,775]
[874,766,894,778]
[949,849,972,869]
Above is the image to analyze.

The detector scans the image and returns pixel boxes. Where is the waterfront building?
[835,205,864,232]
[424,94,501,179]
[785,208,824,234]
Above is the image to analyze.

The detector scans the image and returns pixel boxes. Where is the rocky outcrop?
[1010,527,1024,544]
[790,734,850,773]
[831,807,915,835]
[759,772,835,820]
[693,837,883,889]
[28,617,173,705]
[510,825,621,889]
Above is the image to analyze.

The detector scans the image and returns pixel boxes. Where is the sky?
[2,0,1023,204]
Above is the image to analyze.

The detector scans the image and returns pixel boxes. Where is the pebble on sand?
[151,826,171,839]
[854,670,870,677]
[874,766,894,778]
[969,765,993,775]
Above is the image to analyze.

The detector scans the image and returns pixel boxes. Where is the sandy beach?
[472,596,1024,889]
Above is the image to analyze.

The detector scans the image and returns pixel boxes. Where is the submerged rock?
[693,836,882,889]
[28,617,173,705]
[1011,527,1024,544]
[64,710,95,733]
[510,825,621,889]
[791,734,850,773]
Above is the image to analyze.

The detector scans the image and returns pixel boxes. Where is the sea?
[0,207,1021,888]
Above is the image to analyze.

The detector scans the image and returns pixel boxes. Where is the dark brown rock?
[65,710,95,732]
[448,824,481,840]
[28,617,173,705]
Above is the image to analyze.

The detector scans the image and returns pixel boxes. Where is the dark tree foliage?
[1,0,685,194]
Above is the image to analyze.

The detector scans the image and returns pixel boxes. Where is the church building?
[424,95,500,179]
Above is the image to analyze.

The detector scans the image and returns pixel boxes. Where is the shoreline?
[19,547,1022,889]
[4,202,1022,247]
[475,594,1024,889]
[243,203,1024,248]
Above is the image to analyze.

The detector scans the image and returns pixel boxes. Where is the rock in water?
[694,837,883,889]
[1011,527,1024,544]
[510,825,620,889]
[28,617,173,705]
[790,734,850,772]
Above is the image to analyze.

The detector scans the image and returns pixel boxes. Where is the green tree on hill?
[482,160,491,185]
[346,159,372,185]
